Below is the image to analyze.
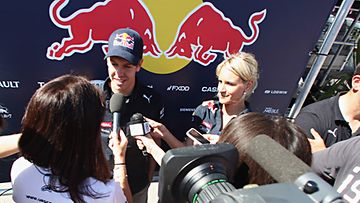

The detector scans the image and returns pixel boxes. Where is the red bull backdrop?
[0,0,336,181]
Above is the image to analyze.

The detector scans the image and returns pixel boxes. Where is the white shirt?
[11,157,127,203]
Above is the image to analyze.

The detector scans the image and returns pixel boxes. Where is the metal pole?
[318,11,360,86]
[339,45,355,71]
[288,0,355,119]
[318,40,358,46]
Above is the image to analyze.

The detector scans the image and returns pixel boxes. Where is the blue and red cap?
[106,28,143,65]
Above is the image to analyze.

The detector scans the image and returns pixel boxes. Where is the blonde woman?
[191,52,259,137]
[142,52,260,148]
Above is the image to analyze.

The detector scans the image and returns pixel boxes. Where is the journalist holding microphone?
[10,75,132,203]
[136,112,312,188]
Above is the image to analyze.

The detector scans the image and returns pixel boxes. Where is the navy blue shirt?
[191,99,250,135]
[295,93,359,147]
[99,77,164,194]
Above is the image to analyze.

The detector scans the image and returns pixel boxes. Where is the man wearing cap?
[99,28,164,203]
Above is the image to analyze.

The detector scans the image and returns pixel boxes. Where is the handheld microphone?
[128,113,151,136]
[246,134,310,183]
[127,113,151,156]
[109,93,125,133]
[245,134,343,203]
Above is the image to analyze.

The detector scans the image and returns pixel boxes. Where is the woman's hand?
[144,117,185,148]
[134,135,157,154]
[109,129,128,163]
[134,135,165,166]
[144,117,169,139]
[109,130,133,203]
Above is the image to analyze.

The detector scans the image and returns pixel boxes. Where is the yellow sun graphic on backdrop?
[142,0,203,74]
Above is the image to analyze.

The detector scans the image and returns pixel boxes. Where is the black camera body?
[159,135,344,203]
[159,143,238,203]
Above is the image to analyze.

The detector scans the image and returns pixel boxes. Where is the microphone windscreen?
[130,113,144,122]
[246,134,311,183]
[110,93,125,113]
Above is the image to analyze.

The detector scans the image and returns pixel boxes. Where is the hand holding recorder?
[186,128,211,145]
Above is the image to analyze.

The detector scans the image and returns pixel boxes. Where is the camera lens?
[159,143,238,203]
[173,157,236,203]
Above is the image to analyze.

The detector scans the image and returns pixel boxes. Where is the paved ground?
[148,181,159,203]
[0,181,159,203]
[0,182,12,203]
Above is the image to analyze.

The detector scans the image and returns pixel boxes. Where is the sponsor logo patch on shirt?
[101,121,112,128]
[202,121,212,129]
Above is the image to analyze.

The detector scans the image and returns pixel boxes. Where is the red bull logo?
[165,2,266,66]
[113,33,134,50]
[46,1,266,73]
[46,0,161,60]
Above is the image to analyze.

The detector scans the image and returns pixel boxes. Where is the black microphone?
[127,113,151,156]
[246,134,310,183]
[128,113,151,136]
[245,134,343,202]
[109,93,125,133]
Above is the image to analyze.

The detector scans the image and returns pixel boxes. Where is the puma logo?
[327,128,338,137]
[143,94,152,103]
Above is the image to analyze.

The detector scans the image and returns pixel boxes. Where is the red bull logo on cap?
[114,33,134,50]
[46,0,266,74]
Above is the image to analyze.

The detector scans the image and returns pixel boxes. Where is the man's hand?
[202,134,220,144]
[308,128,326,153]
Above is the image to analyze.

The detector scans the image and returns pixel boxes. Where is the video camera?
[159,143,238,203]
[159,135,344,203]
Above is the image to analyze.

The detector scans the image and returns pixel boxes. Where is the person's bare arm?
[109,130,133,203]
[135,135,165,166]
[147,137,161,182]
[0,133,21,158]
[145,117,185,148]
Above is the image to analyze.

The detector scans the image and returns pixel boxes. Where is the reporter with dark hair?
[218,112,312,188]
[10,74,131,203]
[137,112,312,189]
